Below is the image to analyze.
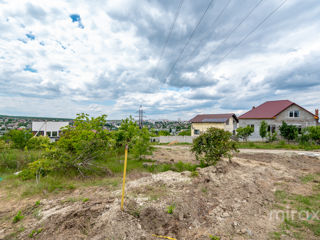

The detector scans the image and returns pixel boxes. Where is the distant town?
[0,114,191,137]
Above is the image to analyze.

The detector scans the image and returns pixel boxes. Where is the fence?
[151,136,195,144]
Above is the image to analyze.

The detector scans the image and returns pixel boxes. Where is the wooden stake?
[121,144,128,210]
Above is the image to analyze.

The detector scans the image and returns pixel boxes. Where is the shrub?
[279,121,298,142]
[4,129,32,149]
[178,129,191,136]
[267,132,278,142]
[259,121,268,140]
[306,126,320,144]
[191,128,238,166]
[236,126,254,142]
[27,136,50,150]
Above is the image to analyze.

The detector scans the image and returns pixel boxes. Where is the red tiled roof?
[190,113,238,123]
[239,100,315,119]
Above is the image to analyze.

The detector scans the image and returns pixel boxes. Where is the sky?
[0,0,320,120]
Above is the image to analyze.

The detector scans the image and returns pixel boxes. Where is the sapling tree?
[191,127,238,166]
[236,126,254,142]
[259,121,268,141]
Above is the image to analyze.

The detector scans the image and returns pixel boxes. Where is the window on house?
[294,110,300,117]
[46,131,51,137]
[289,111,294,117]
[52,131,57,137]
[226,119,229,125]
[194,129,200,135]
[267,125,271,132]
[248,124,254,131]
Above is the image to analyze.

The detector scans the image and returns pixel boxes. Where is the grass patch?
[300,174,316,184]
[272,177,320,239]
[237,142,320,151]
[0,149,42,174]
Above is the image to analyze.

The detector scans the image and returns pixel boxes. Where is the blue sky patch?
[70,14,84,28]
[24,65,37,73]
[26,32,35,40]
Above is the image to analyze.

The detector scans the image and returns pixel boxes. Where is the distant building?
[32,121,70,140]
[238,100,319,141]
[190,114,238,137]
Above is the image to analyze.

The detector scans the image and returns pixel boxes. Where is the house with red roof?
[190,113,238,136]
[239,100,319,141]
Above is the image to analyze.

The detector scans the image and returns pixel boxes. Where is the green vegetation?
[236,141,320,151]
[271,173,320,239]
[191,127,238,166]
[28,228,43,238]
[236,126,254,141]
[178,129,191,136]
[3,129,32,149]
[12,211,24,223]
[259,120,268,140]
[279,121,298,142]
[167,203,175,214]
[209,235,220,240]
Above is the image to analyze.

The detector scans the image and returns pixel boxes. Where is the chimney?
[252,106,255,110]
[316,109,319,117]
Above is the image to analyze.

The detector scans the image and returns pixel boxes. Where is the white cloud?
[0,0,320,119]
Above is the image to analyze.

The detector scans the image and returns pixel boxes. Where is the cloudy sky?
[0,0,320,120]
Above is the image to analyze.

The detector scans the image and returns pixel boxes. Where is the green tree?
[279,121,298,142]
[114,116,139,149]
[259,121,268,140]
[191,127,238,166]
[4,129,32,149]
[47,113,113,175]
[131,127,152,159]
[236,126,254,142]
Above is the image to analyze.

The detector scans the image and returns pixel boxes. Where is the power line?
[186,0,231,62]
[152,0,184,78]
[202,0,287,71]
[164,0,215,82]
[193,0,264,68]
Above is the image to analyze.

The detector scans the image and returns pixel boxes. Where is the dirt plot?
[1,146,320,239]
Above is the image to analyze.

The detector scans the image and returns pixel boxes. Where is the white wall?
[32,121,69,137]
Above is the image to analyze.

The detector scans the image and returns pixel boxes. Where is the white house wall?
[239,105,317,141]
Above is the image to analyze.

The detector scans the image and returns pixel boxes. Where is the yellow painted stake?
[121,144,128,211]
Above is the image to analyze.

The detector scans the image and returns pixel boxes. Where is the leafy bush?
[259,121,268,140]
[267,132,278,142]
[4,129,32,149]
[191,127,238,166]
[178,129,191,136]
[0,139,10,150]
[157,130,170,136]
[236,126,254,142]
[27,136,50,150]
[306,126,320,144]
[279,121,298,142]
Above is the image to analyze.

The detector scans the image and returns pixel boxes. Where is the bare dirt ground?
[1,146,320,240]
